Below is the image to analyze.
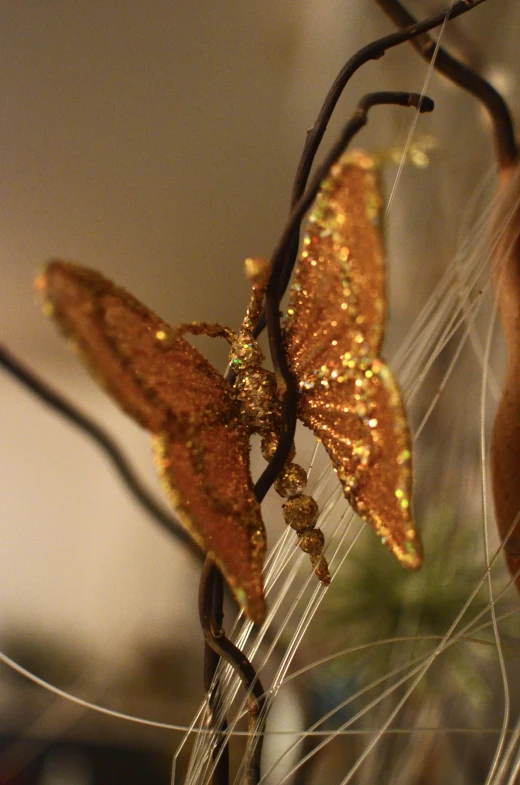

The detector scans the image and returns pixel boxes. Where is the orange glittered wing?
[284,151,421,570]
[36,261,266,623]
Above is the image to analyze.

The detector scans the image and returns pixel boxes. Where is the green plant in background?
[297,499,518,783]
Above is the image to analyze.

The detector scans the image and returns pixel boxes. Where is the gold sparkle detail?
[282,494,319,533]
[35,147,423,622]
[37,261,267,623]
[284,151,421,570]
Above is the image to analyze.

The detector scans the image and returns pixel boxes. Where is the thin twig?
[199,561,265,785]
[255,90,434,503]
[375,0,517,170]
[252,0,490,338]
[202,563,230,785]
[0,344,200,559]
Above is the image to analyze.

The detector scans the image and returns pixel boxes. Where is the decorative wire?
[256,90,434,503]
[252,0,491,340]
[375,0,517,171]
[200,88,434,785]
[198,0,517,780]
[1,2,513,783]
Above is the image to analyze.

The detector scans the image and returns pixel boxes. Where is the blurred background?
[1,1,519,783]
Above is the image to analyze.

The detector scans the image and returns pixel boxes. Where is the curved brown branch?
[0,344,200,559]
[252,0,491,339]
[256,90,434,504]
[199,560,265,785]
[375,0,517,171]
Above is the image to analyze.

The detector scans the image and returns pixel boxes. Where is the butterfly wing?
[37,261,266,623]
[284,151,421,569]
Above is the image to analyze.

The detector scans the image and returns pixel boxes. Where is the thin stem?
[202,561,229,785]
[255,90,434,504]
[252,0,490,338]
[290,0,485,212]
[199,560,265,784]
[375,0,517,171]
[200,356,269,785]
[0,344,200,558]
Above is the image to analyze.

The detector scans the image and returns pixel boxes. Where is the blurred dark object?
[0,737,170,785]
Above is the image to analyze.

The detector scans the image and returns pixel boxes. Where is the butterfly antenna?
[252,0,490,339]
[375,0,517,171]
[255,90,434,504]
[0,344,200,558]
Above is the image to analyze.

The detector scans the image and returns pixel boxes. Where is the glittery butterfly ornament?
[36,150,421,624]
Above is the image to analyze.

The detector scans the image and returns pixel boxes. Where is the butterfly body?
[36,151,421,624]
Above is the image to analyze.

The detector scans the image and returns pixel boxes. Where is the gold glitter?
[284,150,421,571]
[311,555,331,584]
[282,494,319,532]
[297,527,331,584]
[244,256,270,286]
[37,261,267,624]
[274,463,308,497]
[260,433,295,463]
[36,148,423,624]
[299,527,325,555]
